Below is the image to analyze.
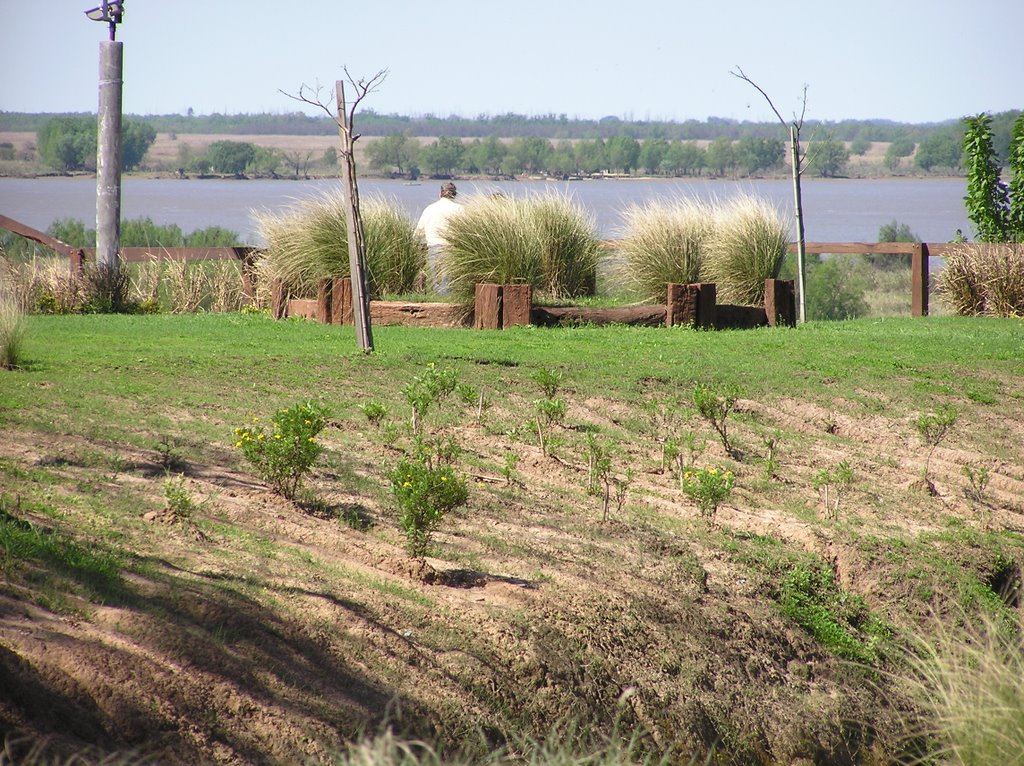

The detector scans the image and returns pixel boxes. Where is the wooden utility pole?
[336,79,373,352]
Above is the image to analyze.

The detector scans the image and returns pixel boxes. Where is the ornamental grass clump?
[617,198,714,302]
[705,193,790,305]
[253,191,425,298]
[0,293,26,370]
[234,401,329,500]
[901,612,1024,766]
[440,192,599,305]
[937,243,1024,317]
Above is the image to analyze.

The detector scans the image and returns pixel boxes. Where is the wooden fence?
[0,213,993,322]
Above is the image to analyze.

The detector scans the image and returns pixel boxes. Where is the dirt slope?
[1,387,1023,765]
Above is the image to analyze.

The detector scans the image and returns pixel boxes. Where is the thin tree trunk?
[336,80,374,353]
[790,125,807,325]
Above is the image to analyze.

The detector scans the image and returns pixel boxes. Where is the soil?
[1,389,1023,765]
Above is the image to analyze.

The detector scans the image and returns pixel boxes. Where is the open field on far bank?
[2,314,1024,764]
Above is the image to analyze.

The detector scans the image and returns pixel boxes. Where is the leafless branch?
[730,66,808,131]
[278,67,389,142]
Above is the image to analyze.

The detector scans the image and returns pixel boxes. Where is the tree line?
[4,109,1018,151]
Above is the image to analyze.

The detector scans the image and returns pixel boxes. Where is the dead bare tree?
[282,68,387,352]
[730,66,809,323]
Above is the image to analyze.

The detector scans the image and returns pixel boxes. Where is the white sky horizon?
[1,0,1021,126]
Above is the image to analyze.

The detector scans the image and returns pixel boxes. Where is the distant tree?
[207,140,256,175]
[638,138,669,175]
[547,141,576,177]
[575,138,606,174]
[281,149,313,178]
[736,137,784,175]
[122,119,157,171]
[866,219,919,269]
[37,116,95,172]
[251,146,283,178]
[914,131,962,171]
[468,135,507,175]
[787,253,870,320]
[366,133,417,176]
[509,136,552,175]
[807,136,849,177]
[321,147,338,170]
[705,137,736,176]
[419,135,465,176]
[606,135,641,173]
[850,137,872,156]
[668,141,705,176]
[883,138,915,171]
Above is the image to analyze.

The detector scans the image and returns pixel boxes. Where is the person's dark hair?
[440,182,457,199]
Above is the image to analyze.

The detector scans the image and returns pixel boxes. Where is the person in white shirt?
[414,182,465,293]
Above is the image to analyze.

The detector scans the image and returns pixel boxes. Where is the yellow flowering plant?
[233,401,328,500]
[389,458,468,559]
[681,465,735,522]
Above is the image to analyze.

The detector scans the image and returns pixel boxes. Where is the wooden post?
[696,283,717,330]
[236,247,256,302]
[332,277,353,325]
[271,278,287,319]
[666,283,699,327]
[912,243,929,317]
[764,279,796,327]
[474,283,503,329]
[70,248,86,279]
[316,278,332,324]
[502,284,533,327]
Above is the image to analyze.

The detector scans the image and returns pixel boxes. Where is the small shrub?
[389,458,468,559]
[812,461,855,519]
[963,463,991,506]
[681,466,734,523]
[359,400,388,427]
[913,405,958,489]
[693,383,738,456]
[163,473,204,522]
[234,402,329,500]
[403,363,458,434]
[0,293,26,370]
[501,451,520,486]
[618,198,713,302]
[761,429,782,480]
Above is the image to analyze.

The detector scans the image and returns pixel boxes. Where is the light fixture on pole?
[84,1,124,40]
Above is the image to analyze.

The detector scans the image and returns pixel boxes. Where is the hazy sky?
[1,0,1021,124]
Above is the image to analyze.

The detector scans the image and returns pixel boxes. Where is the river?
[0,176,971,245]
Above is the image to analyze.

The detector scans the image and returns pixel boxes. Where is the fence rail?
[0,213,1009,319]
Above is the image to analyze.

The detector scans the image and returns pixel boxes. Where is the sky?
[1,0,1021,125]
